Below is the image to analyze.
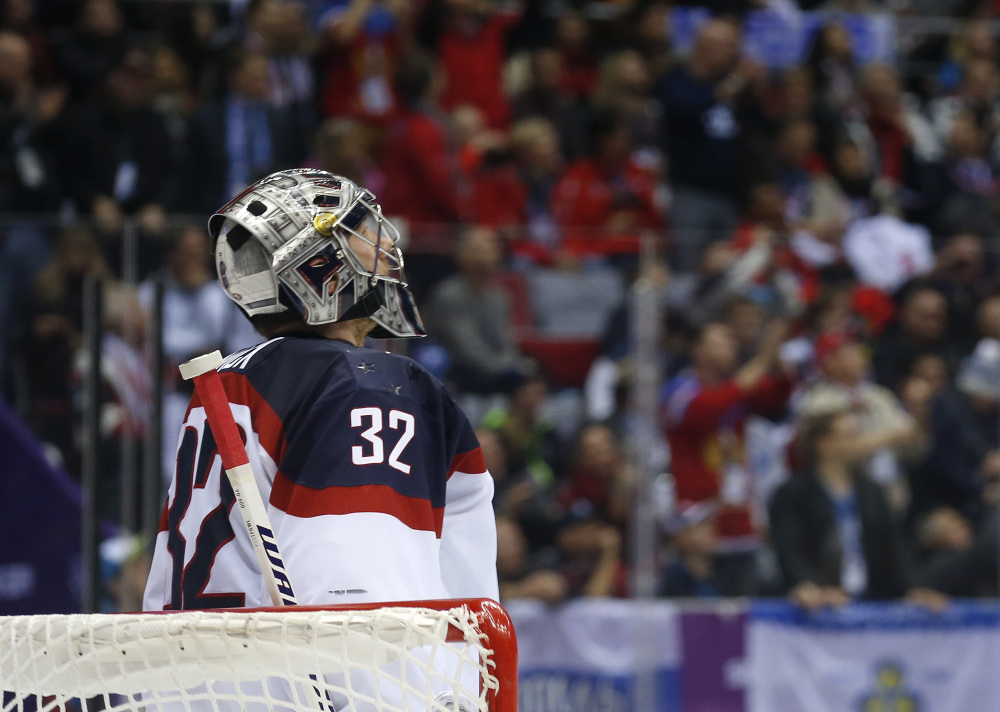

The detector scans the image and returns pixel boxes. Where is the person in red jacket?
[661,319,794,595]
[430,0,520,129]
[549,109,663,262]
[380,51,463,253]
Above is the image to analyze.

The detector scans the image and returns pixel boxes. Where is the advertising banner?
[747,601,1000,712]
[507,599,681,712]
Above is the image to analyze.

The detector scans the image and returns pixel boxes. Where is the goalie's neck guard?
[210,169,425,339]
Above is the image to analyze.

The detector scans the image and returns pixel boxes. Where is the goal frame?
[147,598,518,712]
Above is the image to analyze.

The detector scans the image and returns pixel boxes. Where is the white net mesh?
[0,605,500,712]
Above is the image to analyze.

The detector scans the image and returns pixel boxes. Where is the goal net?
[0,599,517,712]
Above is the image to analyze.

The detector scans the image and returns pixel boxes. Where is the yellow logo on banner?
[859,662,920,712]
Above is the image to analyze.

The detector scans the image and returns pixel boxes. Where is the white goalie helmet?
[209,169,425,339]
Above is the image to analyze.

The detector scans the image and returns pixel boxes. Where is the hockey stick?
[179,351,298,607]
[181,353,340,711]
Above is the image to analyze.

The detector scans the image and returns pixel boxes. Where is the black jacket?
[769,472,912,599]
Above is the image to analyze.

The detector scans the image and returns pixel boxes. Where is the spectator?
[929,232,995,353]
[698,184,810,324]
[549,108,662,262]
[552,11,598,100]
[556,519,626,598]
[140,225,254,366]
[21,227,110,470]
[931,109,1000,237]
[313,117,384,195]
[508,117,563,257]
[916,338,1000,519]
[454,105,528,231]
[1,0,58,85]
[929,58,1000,152]
[424,0,519,129]
[380,51,461,250]
[426,226,534,394]
[769,406,946,608]
[176,47,300,214]
[658,499,723,598]
[776,67,843,161]
[658,19,764,270]
[496,516,567,603]
[771,119,820,224]
[591,50,660,156]
[150,44,194,153]
[0,31,65,214]
[915,506,998,597]
[804,23,858,117]
[857,63,940,184]
[661,320,794,595]
[511,48,585,158]
[74,283,151,521]
[52,0,126,101]
[797,330,924,512]
[317,0,410,123]
[481,423,567,559]
[61,48,173,245]
[872,284,954,391]
[630,0,674,82]
[558,423,637,531]
[977,294,1000,342]
[248,0,315,154]
[482,373,563,492]
[803,136,899,247]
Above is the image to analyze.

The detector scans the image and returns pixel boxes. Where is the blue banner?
[508,599,1000,712]
[508,599,682,712]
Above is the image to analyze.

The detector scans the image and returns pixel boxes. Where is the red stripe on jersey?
[187,371,288,465]
[270,472,446,537]
[158,498,169,533]
[448,446,487,480]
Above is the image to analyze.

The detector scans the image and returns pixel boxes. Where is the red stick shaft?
[193,369,249,469]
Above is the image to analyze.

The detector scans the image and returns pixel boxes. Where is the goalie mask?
[209,169,425,339]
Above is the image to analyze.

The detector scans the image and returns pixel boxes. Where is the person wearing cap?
[796,328,925,512]
[653,473,722,598]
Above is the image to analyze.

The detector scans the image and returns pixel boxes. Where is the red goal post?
[0,598,518,712]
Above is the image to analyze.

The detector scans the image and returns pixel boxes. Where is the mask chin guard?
[339,285,386,322]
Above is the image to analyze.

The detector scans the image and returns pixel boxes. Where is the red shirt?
[380,107,462,243]
[866,114,909,182]
[320,29,402,122]
[469,163,527,227]
[662,372,793,544]
[438,14,517,129]
[549,158,662,257]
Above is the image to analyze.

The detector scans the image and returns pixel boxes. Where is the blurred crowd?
[3,0,1000,611]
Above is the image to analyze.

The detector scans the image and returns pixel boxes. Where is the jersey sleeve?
[439,394,499,601]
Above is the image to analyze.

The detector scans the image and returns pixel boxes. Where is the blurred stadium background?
[3,0,1000,710]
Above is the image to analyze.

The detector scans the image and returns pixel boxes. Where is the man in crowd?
[662,319,793,595]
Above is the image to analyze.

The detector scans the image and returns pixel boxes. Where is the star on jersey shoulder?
[387,383,403,395]
[356,361,375,374]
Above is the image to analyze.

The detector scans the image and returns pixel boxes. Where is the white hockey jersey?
[143,335,499,611]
